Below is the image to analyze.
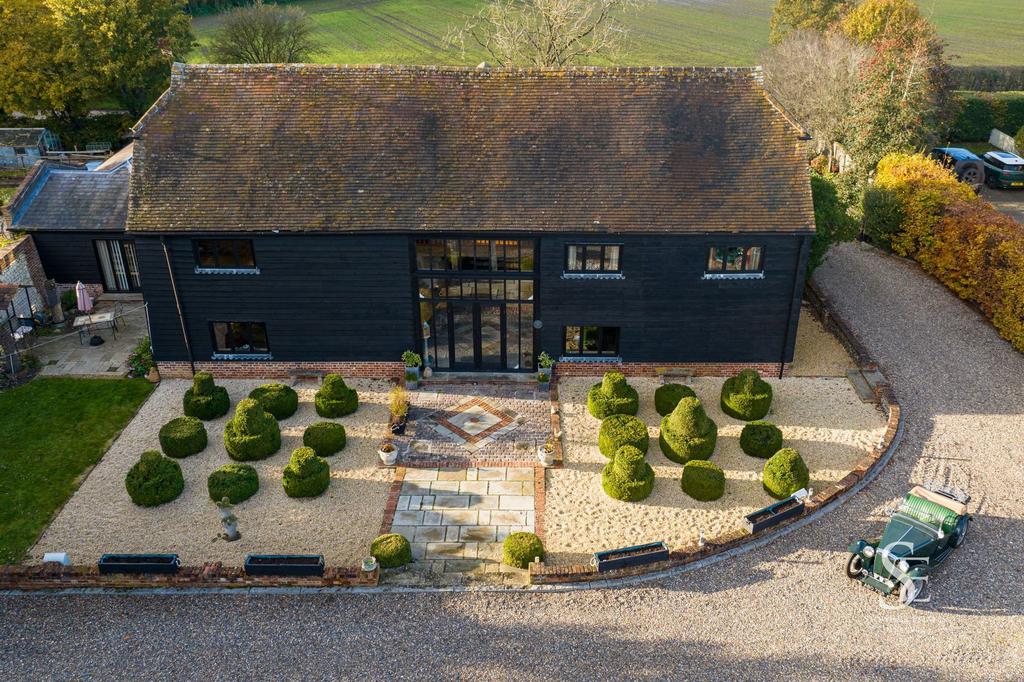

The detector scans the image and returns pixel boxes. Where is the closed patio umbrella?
[75,281,93,313]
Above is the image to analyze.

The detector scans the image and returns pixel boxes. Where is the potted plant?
[538,437,557,467]
[537,372,551,392]
[378,425,399,466]
[405,368,420,390]
[402,350,422,381]
[538,351,554,379]
[389,385,410,435]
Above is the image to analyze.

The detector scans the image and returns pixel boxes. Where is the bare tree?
[761,30,867,162]
[208,0,320,64]
[447,0,645,68]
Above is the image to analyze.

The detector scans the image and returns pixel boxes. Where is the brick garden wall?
[0,236,48,316]
[157,360,405,381]
[553,361,791,378]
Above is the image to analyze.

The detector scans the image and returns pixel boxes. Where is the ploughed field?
[190,0,1024,67]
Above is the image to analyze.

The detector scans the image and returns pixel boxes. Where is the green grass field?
[0,378,154,563]
[191,0,1024,67]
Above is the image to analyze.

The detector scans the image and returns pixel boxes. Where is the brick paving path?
[388,466,538,576]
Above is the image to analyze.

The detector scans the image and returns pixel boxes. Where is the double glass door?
[451,302,503,370]
[94,239,141,292]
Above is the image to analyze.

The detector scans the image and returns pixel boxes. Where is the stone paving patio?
[31,302,147,376]
[388,466,538,578]
[395,382,553,464]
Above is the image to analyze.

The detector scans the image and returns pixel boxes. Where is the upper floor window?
[565,244,621,274]
[195,239,258,273]
[414,238,534,273]
[705,246,763,278]
[210,321,270,358]
[563,325,620,358]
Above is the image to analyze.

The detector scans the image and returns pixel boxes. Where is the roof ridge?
[171,62,763,78]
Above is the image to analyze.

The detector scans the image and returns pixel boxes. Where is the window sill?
[560,272,625,280]
[701,272,764,281]
[558,356,622,363]
[195,267,261,275]
[211,353,273,361]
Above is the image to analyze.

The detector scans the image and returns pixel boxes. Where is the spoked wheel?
[899,577,925,606]
[845,553,864,579]
[954,518,969,547]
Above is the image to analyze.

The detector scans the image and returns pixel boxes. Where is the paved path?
[2,243,1023,680]
[982,186,1024,223]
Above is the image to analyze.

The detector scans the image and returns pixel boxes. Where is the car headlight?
[862,545,875,558]
[898,559,909,573]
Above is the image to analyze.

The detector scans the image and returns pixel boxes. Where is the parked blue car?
[929,147,985,187]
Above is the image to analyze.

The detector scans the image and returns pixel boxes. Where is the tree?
[808,170,857,272]
[448,0,644,68]
[762,30,867,161]
[209,1,320,64]
[768,0,853,44]
[48,0,194,117]
[841,0,923,45]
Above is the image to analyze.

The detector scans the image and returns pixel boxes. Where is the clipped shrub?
[763,448,810,499]
[681,460,725,502]
[303,421,347,457]
[371,533,412,569]
[597,414,649,458]
[654,383,696,417]
[503,531,545,569]
[1016,125,1024,154]
[720,369,773,421]
[602,445,655,502]
[282,447,330,498]
[158,416,208,458]
[950,90,1024,141]
[223,398,281,461]
[125,451,184,507]
[740,421,784,459]
[586,371,639,419]
[207,463,259,504]
[248,382,298,420]
[315,374,359,417]
[182,371,230,420]
[659,396,717,465]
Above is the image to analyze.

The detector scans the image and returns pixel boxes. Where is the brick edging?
[529,291,902,585]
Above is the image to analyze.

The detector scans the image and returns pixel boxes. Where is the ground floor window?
[705,246,763,274]
[563,326,620,357]
[210,321,270,358]
[94,239,141,292]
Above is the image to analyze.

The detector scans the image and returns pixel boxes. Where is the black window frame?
[704,245,764,276]
[564,243,623,274]
[413,238,535,273]
[562,325,621,358]
[193,239,259,273]
[209,321,271,359]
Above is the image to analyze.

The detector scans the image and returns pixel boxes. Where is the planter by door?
[390,415,408,435]
[593,542,670,573]
[538,445,557,467]
[98,553,181,575]
[378,444,399,466]
[244,554,325,577]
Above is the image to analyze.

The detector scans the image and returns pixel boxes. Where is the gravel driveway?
[982,186,1024,223]
[2,242,1022,681]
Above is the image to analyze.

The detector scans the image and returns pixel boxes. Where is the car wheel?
[960,166,981,184]
[845,553,864,579]
[954,518,969,547]
[899,577,925,606]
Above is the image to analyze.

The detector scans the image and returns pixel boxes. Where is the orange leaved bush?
[866,152,1024,352]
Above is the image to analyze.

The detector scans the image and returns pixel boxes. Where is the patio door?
[450,302,504,371]
[95,239,141,293]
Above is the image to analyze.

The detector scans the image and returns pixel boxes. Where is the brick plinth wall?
[55,281,104,301]
[553,361,791,379]
[157,361,405,381]
[0,563,379,591]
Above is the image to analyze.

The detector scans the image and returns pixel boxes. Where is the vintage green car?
[846,485,970,605]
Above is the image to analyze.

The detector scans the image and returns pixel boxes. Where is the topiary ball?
[762,448,810,499]
[587,371,640,419]
[371,533,413,569]
[207,463,259,504]
[303,421,347,457]
[659,396,717,464]
[125,451,184,507]
[602,445,655,502]
[720,369,773,421]
[158,416,208,458]
[282,447,330,498]
[503,531,545,569]
[598,414,650,458]
[315,374,359,417]
[654,383,697,417]
[739,421,784,459]
[681,460,725,501]
[182,371,230,420]
[223,398,282,462]
[248,383,299,420]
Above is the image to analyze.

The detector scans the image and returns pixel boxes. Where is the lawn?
[190,0,1024,67]
[0,377,154,563]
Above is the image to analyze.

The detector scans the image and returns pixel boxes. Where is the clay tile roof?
[128,64,815,235]
[6,160,129,232]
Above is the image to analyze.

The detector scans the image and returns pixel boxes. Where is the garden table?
[73,311,118,344]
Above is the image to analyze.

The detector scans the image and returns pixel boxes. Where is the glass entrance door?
[450,302,505,371]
